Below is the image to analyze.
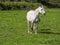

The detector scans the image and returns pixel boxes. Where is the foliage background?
[0,0,60,10]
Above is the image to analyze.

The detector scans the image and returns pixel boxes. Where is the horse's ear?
[41,5,43,8]
[39,5,43,8]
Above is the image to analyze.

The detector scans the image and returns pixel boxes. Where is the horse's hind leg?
[28,21,32,34]
[31,22,34,31]
[34,23,38,34]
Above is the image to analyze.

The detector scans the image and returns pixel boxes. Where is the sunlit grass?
[0,9,60,45]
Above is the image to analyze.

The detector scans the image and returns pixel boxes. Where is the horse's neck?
[34,7,39,16]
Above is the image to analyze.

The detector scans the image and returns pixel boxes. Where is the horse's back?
[27,10,36,22]
[27,10,34,15]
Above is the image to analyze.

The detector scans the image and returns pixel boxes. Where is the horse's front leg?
[28,21,32,34]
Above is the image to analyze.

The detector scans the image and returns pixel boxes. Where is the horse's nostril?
[44,13,46,15]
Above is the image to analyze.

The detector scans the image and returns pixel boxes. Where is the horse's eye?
[41,9,43,11]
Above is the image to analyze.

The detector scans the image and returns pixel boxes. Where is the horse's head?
[39,6,46,15]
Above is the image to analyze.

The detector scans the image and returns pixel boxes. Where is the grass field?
[0,9,60,45]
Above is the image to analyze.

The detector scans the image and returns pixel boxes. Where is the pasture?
[0,9,60,45]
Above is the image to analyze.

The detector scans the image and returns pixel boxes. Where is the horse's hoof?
[35,32,37,34]
[30,32,32,34]
[28,32,32,34]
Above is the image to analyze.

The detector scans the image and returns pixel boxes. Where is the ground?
[0,9,60,45]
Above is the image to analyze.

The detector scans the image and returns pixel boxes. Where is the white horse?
[26,6,46,34]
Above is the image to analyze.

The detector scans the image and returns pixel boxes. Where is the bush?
[0,2,41,10]
[48,0,60,8]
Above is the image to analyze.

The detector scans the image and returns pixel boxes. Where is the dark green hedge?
[0,2,41,10]
[48,0,60,8]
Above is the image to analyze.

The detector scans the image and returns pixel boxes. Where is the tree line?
[0,0,60,10]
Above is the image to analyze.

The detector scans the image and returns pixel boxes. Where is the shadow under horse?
[38,28,60,35]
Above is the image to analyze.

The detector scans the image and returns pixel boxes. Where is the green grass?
[0,9,60,45]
